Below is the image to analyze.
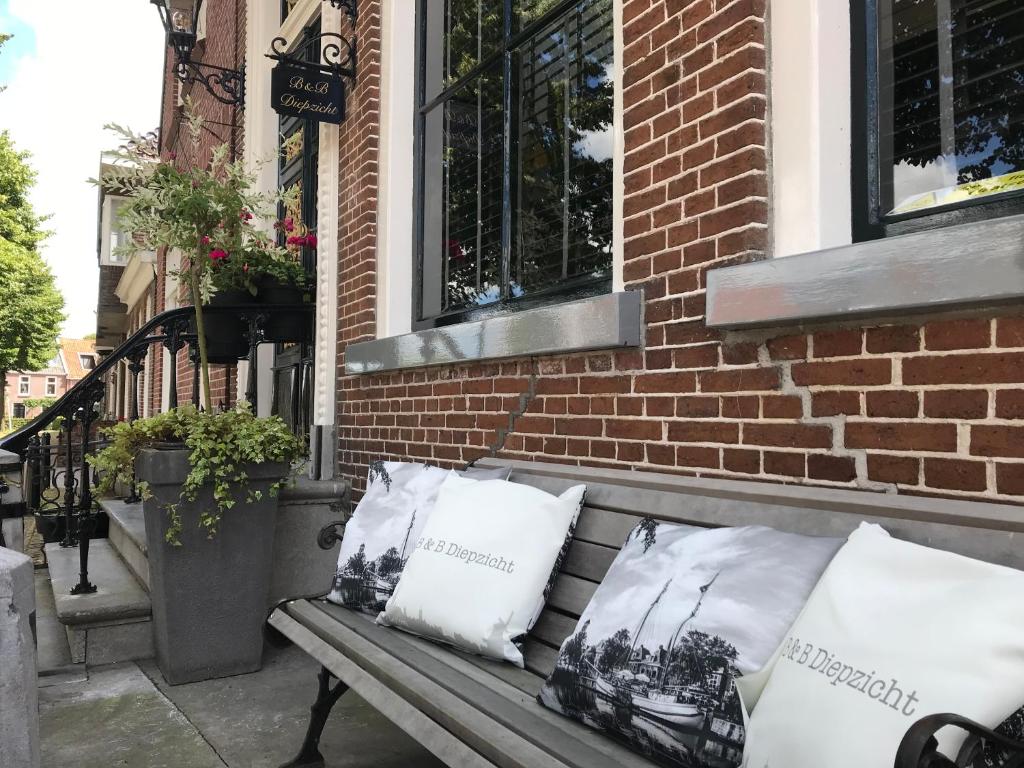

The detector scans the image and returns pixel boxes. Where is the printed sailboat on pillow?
[590,574,720,729]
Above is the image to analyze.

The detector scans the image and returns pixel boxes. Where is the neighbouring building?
[3,339,98,424]
[144,0,1022,501]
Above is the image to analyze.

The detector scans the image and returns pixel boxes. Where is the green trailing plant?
[92,405,305,544]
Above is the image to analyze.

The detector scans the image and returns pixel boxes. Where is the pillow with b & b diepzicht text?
[377,474,585,667]
[739,523,1024,768]
[327,462,509,613]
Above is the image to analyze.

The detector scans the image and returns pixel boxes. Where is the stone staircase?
[37,478,348,671]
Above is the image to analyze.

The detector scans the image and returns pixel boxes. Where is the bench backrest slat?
[474,458,1024,680]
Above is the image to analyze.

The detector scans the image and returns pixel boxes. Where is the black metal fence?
[1,303,313,594]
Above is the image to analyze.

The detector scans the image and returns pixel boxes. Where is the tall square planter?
[136,447,287,685]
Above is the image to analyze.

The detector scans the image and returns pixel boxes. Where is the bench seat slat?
[304,601,653,768]
[388,623,658,768]
[269,608,499,768]
[288,601,570,768]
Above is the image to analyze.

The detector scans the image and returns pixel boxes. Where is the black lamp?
[149,0,245,106]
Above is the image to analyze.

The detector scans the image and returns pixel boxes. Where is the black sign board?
[271,63,344,124]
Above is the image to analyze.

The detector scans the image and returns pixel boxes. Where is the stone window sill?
[344,292,643,374]
[706,214,1024,329]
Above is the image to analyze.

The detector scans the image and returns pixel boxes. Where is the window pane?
[421,70,505,315]
[879,0,1024,215]
[424,0,503,101]
[515,0,614,296]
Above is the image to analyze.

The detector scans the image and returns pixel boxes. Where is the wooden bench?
[269,458,1024,768]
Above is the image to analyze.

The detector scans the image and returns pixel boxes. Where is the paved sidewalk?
[38,644,445,768]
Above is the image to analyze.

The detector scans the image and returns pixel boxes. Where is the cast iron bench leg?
[280,665,349,768]
[896,713,1024,768]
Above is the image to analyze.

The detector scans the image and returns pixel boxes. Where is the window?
[416,0,615,327]
[12,403,25,419]
[18,377,29,396]
[45,377,57,396]
[80,354,96,370]
[854,0,1024,239]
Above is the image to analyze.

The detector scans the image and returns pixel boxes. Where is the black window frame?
[273,17,320,442]
[412,0,614,331]
[851,0,1024,242]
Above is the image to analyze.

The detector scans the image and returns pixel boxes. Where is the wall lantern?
[149,0,246,106]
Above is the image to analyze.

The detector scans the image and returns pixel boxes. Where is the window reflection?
[880,0,1024,215]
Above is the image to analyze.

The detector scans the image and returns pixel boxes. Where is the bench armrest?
[317,520,346,550]
[896,713,1024,768]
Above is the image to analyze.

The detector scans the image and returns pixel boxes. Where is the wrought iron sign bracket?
[174,59,246,106]
[266,32,357,86]
[327,0,358,24]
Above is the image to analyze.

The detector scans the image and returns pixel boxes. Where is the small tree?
[100,108,294,407]
[0,239,65,421]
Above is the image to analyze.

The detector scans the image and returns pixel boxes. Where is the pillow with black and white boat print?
[980,706,1024,767]
[537,520,842,768]
[327,461,452,614]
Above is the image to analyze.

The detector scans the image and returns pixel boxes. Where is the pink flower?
[209,249,229,262]
[284,217,295,233]
[304,234,318,249]
[239,210,253,221]
[286,235,303,247]
[200,236,211,246]
[243,263,249,273]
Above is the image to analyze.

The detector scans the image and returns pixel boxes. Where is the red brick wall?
[332,0,1024,504]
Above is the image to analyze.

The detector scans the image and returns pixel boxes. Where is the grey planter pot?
[136,447,287,685]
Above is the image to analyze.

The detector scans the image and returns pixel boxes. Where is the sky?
[0,0,164,338]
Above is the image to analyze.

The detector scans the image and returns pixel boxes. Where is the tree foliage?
[0,238,64,419]
[0,132,49,250]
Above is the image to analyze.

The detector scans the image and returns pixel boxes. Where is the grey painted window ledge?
[706,213,1024,329]
[345,291,643,374]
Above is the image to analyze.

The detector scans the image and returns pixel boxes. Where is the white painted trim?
[376,1,625,338]
[114,251,157,309]
[769,0,852,257]
[313,2,342,426]
[612,0,624,292]
[245,0,337,426]
[376,0,416,338]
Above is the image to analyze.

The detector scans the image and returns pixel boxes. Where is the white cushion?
[740,523,1024,768]
[328,462,451,613]
[378,475,585,667]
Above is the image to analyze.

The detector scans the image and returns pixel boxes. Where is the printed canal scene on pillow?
[539,521,841,768]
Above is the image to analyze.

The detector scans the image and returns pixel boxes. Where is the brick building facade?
[149,0,1024,503]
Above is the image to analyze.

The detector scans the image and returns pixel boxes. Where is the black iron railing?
[0,303,313,594]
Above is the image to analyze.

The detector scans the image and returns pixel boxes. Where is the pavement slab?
[141,643,446,768]
[37,644,445,768]
[38,662,224,768]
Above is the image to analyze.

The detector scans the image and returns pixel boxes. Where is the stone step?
[34,569,76,676]
[44,540,154,665]
[101,499,150,590]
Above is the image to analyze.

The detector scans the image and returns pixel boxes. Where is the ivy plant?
[92,405,305,544]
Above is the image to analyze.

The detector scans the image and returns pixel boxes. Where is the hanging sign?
[271,63,345,124]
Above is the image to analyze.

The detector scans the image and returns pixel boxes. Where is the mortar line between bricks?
[137,663,230,767]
